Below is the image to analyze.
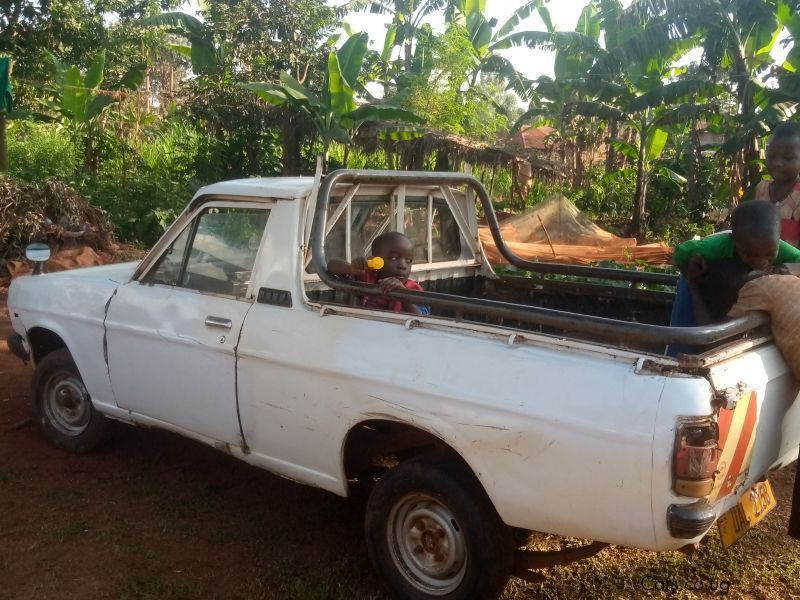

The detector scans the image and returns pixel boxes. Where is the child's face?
[766,137,800,184]
[376,236,414,281]
[733,233,778,271]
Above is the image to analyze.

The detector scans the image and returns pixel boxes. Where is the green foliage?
[81,120,212,244]
[245,32,423,153]
[392,24,510,141]
[6,0,800,254]
[572,167,637,219]
[6,121,80,181]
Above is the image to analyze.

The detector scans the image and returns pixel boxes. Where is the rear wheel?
[33,349,110,453]
[365,454,514,599]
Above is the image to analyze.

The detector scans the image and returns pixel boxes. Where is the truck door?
[105,203,271,446]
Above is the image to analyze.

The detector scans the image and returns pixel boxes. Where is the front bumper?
[6,333,30,363]
[667,502,716,539]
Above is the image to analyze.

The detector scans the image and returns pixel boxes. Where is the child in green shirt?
[670,201,800,331]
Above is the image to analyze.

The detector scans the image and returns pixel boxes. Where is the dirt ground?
[2,287,800,600]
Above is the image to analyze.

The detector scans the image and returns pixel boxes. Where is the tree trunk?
[246,136,260,176]
[84,129,97,173]
[687,121,702,212]
[434,148,449,171]
[0,112,7,172]
[574,142,585,185]
[631,125,648,238]
[605,119,618,174]
[281,116,301,176]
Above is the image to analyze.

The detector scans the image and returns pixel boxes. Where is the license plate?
[717,480,777,548]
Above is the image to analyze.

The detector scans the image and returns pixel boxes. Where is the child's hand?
[686,254,707,283]
[377,277,405,294]
[350,257,369,275]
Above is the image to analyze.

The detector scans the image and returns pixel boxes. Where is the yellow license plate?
[717,480,776,548]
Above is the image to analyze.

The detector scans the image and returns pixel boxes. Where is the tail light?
[674,419,721,497]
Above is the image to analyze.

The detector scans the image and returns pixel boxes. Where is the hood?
[32,260,140,284]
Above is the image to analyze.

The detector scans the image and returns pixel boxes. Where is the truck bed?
[308,272,761,355]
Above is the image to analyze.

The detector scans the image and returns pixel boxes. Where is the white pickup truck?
[7,170,800,599]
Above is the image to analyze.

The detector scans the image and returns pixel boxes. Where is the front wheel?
[365,454,514,600]
[32,348,110,453]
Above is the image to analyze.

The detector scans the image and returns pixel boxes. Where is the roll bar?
[310,170,768,347]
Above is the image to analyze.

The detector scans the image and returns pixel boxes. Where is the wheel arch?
[341,418,488,499]
[27,326,68,364]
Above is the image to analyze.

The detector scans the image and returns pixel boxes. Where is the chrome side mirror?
[25,243,51,275]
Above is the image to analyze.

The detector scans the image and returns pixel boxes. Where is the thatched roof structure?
[354,124,564,178]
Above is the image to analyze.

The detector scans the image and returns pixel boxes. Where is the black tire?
[365,453,514,600]
[32,348,110,453]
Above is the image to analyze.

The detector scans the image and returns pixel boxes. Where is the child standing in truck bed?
[327,232,431,316]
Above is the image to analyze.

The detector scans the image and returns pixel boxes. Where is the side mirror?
[25,243,51,275]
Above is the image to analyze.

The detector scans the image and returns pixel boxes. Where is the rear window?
[322,194,461,264]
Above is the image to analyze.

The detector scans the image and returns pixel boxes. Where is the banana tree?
[338,1,463,71]
[514,0,726,234]
[142,11,223,76]
[614,0,797,190]
[456,0,554,96]
[42,50,112,172]
[511,2,611,183]
[41,49,145,172]
[244,32,423,169]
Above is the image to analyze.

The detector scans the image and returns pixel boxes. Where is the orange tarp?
[480,195,672,266]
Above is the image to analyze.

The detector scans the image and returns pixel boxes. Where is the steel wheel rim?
[44,371,91,436]
[388,492,468,595]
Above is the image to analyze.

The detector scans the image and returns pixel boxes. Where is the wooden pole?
[538,214,557,259]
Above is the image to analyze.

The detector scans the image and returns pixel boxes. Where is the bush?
[7,121,80,182]
[81,121,209,245]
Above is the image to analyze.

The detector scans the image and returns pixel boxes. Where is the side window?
[145,207,270,298]
[146,225,191,286]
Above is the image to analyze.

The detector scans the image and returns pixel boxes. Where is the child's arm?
[686,278,715,325]
[377,277,424,315]
[678,254,715,325]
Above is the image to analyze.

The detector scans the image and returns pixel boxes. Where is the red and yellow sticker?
[708,390,758,503]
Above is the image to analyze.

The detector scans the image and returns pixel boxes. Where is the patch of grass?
[243,556,385,600]
[504,522,800,600]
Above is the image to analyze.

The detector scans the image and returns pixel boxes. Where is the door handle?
[205,316,232,329]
